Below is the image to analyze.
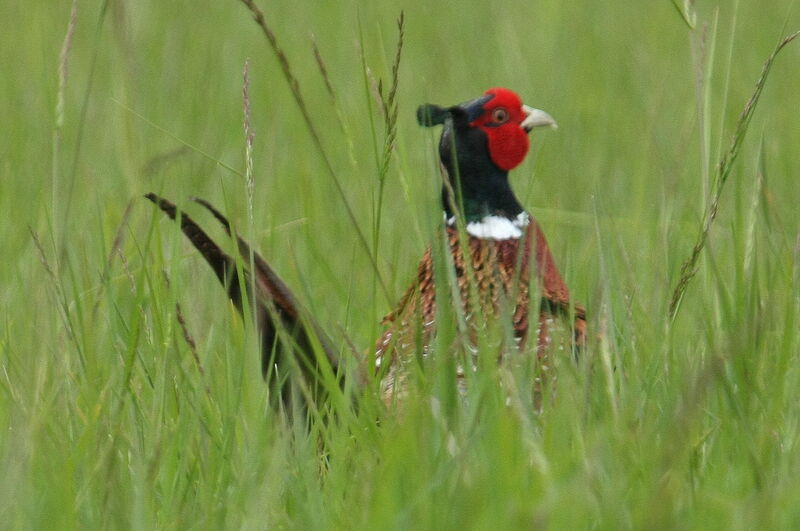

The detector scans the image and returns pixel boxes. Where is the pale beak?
[521,105,558,132]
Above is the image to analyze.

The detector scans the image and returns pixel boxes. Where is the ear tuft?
[416,104,449,127]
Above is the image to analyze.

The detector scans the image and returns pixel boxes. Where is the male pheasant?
[146,87,585,408]
[375,87,585,400]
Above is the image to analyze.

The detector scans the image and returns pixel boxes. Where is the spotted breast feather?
[375,217,586,401]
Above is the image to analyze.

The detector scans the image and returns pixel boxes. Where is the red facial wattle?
[470,87,530,171]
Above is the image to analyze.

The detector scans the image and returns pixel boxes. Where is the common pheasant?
[375,87,585,400]
[146,87,585,409]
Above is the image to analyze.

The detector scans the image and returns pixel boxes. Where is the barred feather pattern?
[376,219,586,401]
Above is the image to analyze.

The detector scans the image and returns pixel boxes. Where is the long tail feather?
[145,193,340,408]
[188,196,340,370]
[190,197,301,320]
[145,193,238,296]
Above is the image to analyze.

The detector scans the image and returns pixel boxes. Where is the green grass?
[3,0,800,528]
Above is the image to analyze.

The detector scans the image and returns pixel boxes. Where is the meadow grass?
[2,0,800,528]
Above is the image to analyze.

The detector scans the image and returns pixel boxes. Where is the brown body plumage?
[376,221,586,400]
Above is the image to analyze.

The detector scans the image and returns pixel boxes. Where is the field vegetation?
[2,1,799,528]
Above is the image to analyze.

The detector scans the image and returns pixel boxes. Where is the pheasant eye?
[491,107,509,124]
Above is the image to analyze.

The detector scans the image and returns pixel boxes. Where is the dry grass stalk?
[311,34,356,164]
[52,0,79,240]
[311,35,336,100]
[373,12,405,252]
[377,11,405,180]
[237,0,391,303]
[669,31,800,318]
[175,301,204,376]
[30,228,58,283]
[56,1,78,133]
[242,58,255,227]
[30,226,83,361]
[161,273,206,378]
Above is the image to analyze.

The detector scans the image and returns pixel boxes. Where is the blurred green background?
[2,0,799,528]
